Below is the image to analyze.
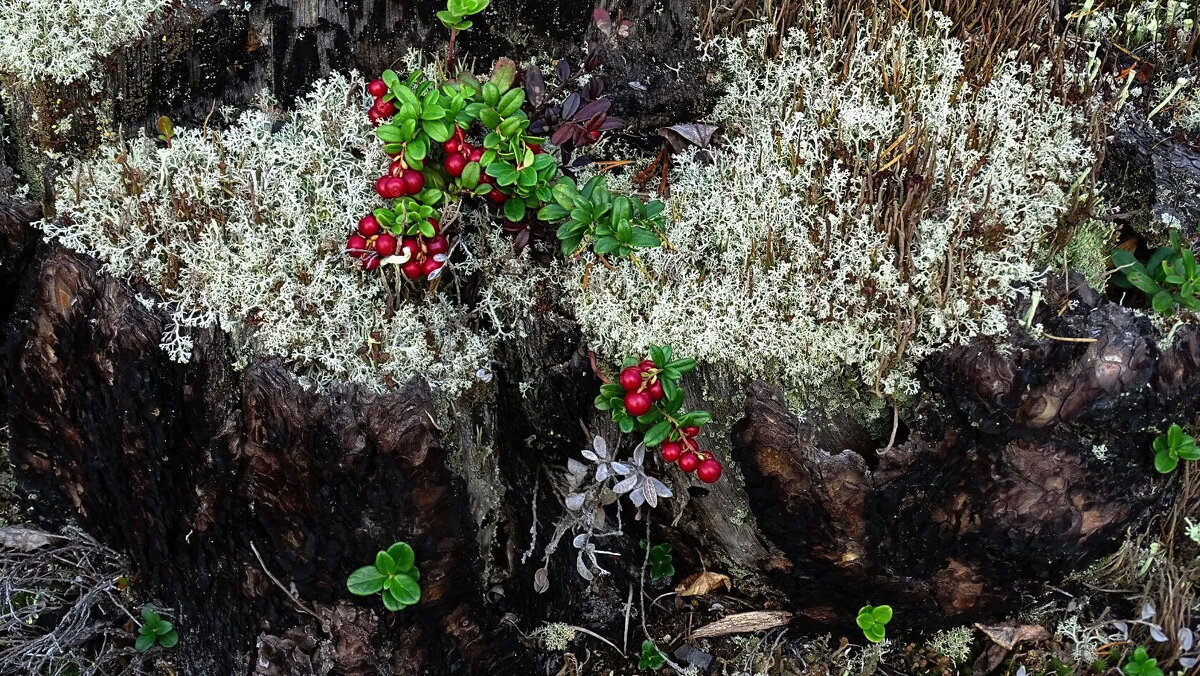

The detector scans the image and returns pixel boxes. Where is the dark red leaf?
[585,77,605,100]
[598,116,624,131]
[593,7,612,35]
[551,124,577,147]
[524,66,546,109]
[562,93,581,120]
[574,98,610,121]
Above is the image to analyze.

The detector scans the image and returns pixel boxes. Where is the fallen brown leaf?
[974,622,1050,650]
[675,570,731,597]
[690,611,792,639]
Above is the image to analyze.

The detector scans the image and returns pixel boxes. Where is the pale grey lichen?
[40,73,540,398]
[0,0,172,84]
[1058,220,1117,290]
[926,626,974,665]
[568,12,1094,403]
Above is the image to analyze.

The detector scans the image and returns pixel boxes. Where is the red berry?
[374,176,390,197]
[681,437,699,452]
[677,451,700,473]
[618,367,643,392]
[427,218,440,235]
[368,109,383,125]
[528,143,543,154]
[400,237,419,258]
[479,173,493,184]
[624,392,652,416]
[468,147,484,163]
[346,234,368,257]
[639,360,655,371]
[357,215,381,237]
[453,125,465,141]
[389,159,406,177]
[362,255,381,271]
[683,426,700,438]
[402,261,423,279]
[486,188,507,203]
[588,130,601,142]
[444,154,467,177]
[660,441,683,462]
[375,234,397,257]
[426,235,449,255]
[387,176,408,198]
[696,458,722,483]
[374,99,396,117]
[367,79,388,98]
[647,380,664,400]
[421,258,443,276]
[444,138,461,154]
[402,169,425,195]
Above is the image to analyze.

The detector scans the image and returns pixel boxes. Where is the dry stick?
[249,541,324,623]
[1042,333,1098,343]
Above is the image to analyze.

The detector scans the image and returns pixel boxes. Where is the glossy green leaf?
[347,566,387,595]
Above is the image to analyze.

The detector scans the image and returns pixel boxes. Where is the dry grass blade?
[691,611,793,639]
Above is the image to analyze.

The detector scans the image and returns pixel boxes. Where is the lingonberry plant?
[857,604,893,643]
[1152,423,1199,473]
[437,0,489,70]
[595,346,722,483]
[539,175,665,258]
[1112,230,1200,316]
[135,605,178,652]
[347,542,422,612]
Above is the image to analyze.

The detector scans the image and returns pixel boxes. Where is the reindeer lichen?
[568,11,1094,402]
[0,0,171,84]
[40,73,539,398]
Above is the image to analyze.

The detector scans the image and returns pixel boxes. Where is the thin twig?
[249,541,323,623]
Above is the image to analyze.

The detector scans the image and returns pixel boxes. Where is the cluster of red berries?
[617,362,723,484]
[346,215,448,276]
[374,158,425,199]
[366,78,395,125]
[441,125,509,204]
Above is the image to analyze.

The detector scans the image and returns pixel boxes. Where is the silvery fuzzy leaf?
[612,476,638,494]
[633,443,646,465]
[649,476,672,499]
[630,486,647,508]
[1180,657,1197,669]
[572,533,589,549]
[1113,621,1129,638]
[1140,601,1156,620]
[565,493,585,511]
[567,459,588,477]
[475,367,493,382]
[433,253,448,263]
[576,553,593,581]
[595,463,610,482]
[609,462,632,476]
[1016,668,1026,676]
[1178,626,1193,650]
[1150,625,1169,642]
[592,436,608,458]
[581,449,600,463]
[534,567,549,594]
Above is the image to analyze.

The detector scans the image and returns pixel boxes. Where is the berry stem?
[447,28,458,74]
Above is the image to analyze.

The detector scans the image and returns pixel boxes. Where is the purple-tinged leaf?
[571,155,594,167]
[598,116,624,131]
[585,76,605,99]
[524,66,546,109]
[551,125,577,147]
[574,98,610,121]
[562,93,581,120]
[555,59,571,84]
[617,18,635,38]
[593,7,612,35]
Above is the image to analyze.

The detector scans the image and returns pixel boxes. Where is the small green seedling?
[639,639,666,670]
[644,542,674,581]
[347,542,422,611]
[135,605,178,652]
[539,175,666,258]
[438,0,489,32]
[1153,423,1199,473]
[856,604,892,643]
[1123,646,1164,676]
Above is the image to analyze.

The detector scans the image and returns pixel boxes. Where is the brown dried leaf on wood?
[0,525,59,552]
[690,611,792,639]
[974,622,1050,650]
[675,570,731,597]
[658,123,721,153]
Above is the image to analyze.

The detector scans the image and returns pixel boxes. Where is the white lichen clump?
[41,73,536,397]
[926,626,975,665]
[569,12,1093,401]
[0,0,171,84]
